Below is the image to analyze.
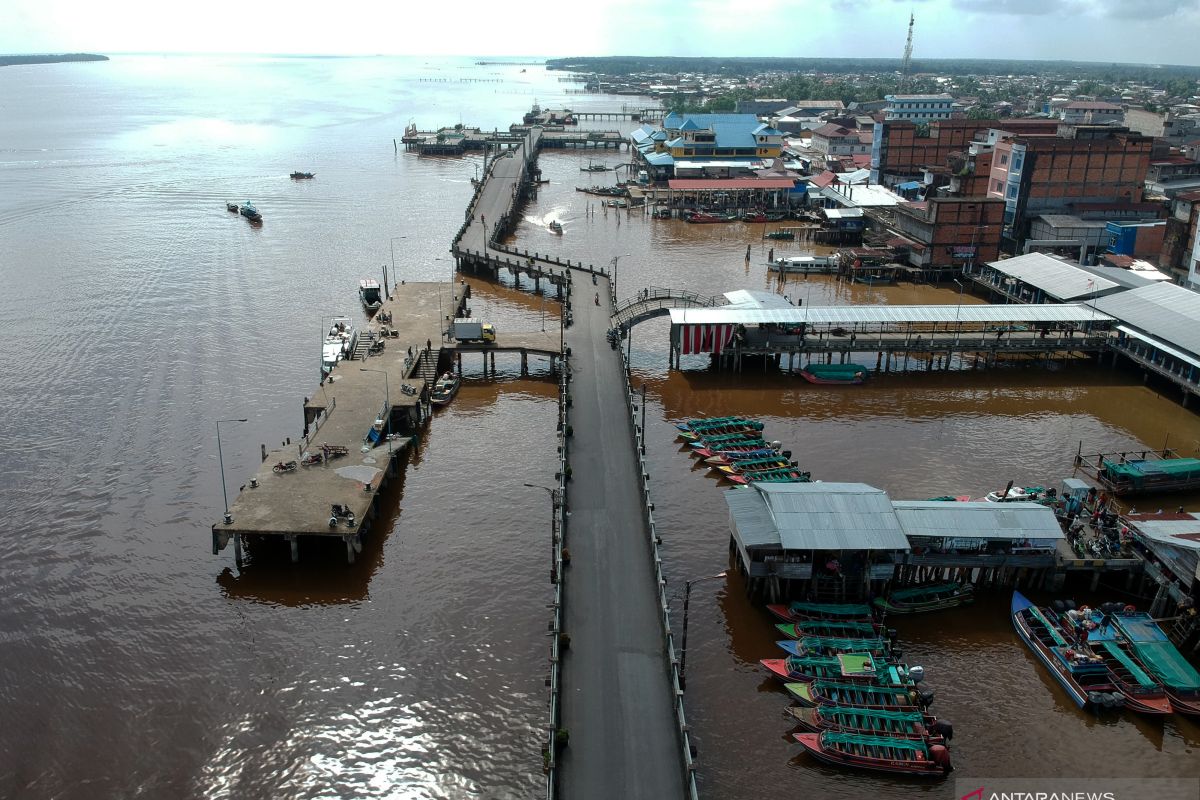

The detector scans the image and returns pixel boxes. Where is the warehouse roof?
[893,501,1064,541]
[725,483,911,551]
[669,303,1115,327]
[1094,283,1200,358]
[985,252,1122,301]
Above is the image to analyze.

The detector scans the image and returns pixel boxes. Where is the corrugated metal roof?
[1095,283,1200,358]
[893,501,1064,541]
[985,252,1120,301]
[667,178,797,190]
[668,303,1115,327]
[723,290,794,310]
[1117,325,1200,369]
[723,485,781,548]
[758,483,910,551]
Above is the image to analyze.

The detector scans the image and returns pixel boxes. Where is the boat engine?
[929,744,952,774]
[1106,692,1126,708]
[891,649,904,660]
[909,665,925,684]
[928,719,954,741]
[887,628,899,641]
[917,689,935,709]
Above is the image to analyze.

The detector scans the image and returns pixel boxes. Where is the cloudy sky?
[4,0,1199,66]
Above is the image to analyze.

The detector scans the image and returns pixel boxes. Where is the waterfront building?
[892,197,1005,273]
[1095,282,1200,405]
[809,123,872,157]
[870,118,1060,186]
[631,113,783,179]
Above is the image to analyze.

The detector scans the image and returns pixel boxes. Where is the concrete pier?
[212,282,465,563]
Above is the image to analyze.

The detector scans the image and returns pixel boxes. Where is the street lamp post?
[610,253,630,299]
[680,570,727,689]
[389,237,406,291]
[216,418,248,524]
[360,368,392,454]
[953,278,964,343]
[524,482,560,580]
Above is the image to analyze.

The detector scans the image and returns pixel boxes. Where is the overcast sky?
[5,0,1200,67]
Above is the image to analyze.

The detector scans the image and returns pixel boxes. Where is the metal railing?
[544,290,570,799]
[616,320,701,800]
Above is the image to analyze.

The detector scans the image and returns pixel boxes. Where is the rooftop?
[984,252,1121,301]
[1093,282,1200,358]
[893,501,1064,542]
[669,302,1116,327]
[724,483,911,552]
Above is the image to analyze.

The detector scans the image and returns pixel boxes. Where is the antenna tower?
[900,13,915,91]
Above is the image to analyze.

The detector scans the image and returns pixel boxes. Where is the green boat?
[873,582,974,614]
[787,705,943,740]
[1097,456,1200,497]
[777,619,882,639]
[765,230,795,240]
[778,635,894,658]
[766,601,874,622]
[1111,612,1200,715]
[798,363,869,385]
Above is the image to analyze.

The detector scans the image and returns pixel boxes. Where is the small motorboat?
[769,255,835,274]
[1011,591,1125,711]
[226,202,239,213]
[683,211,738,224]
[761,653,912,685]
[793,731,952,777]
[1110,610,1200,715]
[766,601,874,623]
[726,467,810,486]
[290,171,315,179]
[775,619,886,640]
[321,316,357,376]
[873,582,974,615]
[786,679,932,711]
[984,485,1047,503]
[798,364,868,385]
[240,202,262,222]
[1066,606,1173,715]
[776,636,894,660]
[430,372,461,407]
[359,279,383,314]
[548,220,563,235]
[787,705,949,742]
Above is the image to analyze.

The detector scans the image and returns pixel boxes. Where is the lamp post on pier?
[680,570,727,689]
[360,368,392,454]
[389,236,406,291]
[524,482,561,580]
[953,278,964,344]
[216,418,247,525]
[610,253,630,299]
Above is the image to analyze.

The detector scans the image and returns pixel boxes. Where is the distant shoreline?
[0,53,108,67]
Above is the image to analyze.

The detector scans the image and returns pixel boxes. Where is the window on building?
[1000,153,1008,166]
[1007,184,1018,199]
[993,180,1002,192]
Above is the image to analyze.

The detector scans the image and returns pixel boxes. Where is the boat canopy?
[822,732,929,752]
[1116,615,1200,690]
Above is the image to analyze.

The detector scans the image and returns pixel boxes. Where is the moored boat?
[726,467,810,485]
[691,443,778,460]
[675,415,753,431]
[792,731,952,777]
[787,705,949,742]
[776,619,886,639]
[761,652,912,685]
[679,423,766,442]
[873,582,974,614]
[684,210,738,223]
[548,219,563,234]
[786,679,932,711]
[1011,591,1125,711]
[1110,611,1200,715]
[764,229,795,240]
[766,600,874,623]
[321,316,357,376]
[777,636,894,659]
[984,485,1048,502]
[769,255,835,274]
[290,171,315,179]
[430,372,461,406]
[1063,608,1172,715]
[715,455,795,474]
[703,446,789,466]
[226,202,239,213]
[799,363,868,385]
[359,279,383,313]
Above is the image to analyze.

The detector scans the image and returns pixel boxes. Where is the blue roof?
[643,151,675,166]
[897,181,921,190]
[629,125,654,144]
[650,130,668,141]
[753,123,783,135]
[679,118,702,131]
[658,113,772,151]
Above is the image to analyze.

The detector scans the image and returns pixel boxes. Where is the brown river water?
[2,55,1198,799]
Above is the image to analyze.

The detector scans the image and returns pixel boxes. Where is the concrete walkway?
[558,277,685,799]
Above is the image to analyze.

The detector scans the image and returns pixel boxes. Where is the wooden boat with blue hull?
[786,680,933,712]
[675,416,753,432]
[239,201,262,222]
[690,438,772,457]
[678,422,765,442]
[1065,608,1173,715]
[787,705,949,743]
[1011,591,1125,711]
[1111,611,1200,715]
[777,637,894,659]
[430,372,460,407]
[716,455,795,475]
[766,601,874,623]
[873,582,974,614]
[686,431,765,448]
[777,619,886,639]
[793,731,952,778]
[799,363,868,385]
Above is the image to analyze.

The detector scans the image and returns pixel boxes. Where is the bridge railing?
[544,350,569,799]
[616,332,701,800]
[613,286,723,317]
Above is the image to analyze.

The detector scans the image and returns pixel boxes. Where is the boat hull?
[793,733,950,778]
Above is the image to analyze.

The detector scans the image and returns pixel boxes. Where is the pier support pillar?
[287,535,299,563]
[1090,570,1101,592]
[345,535,357,565]
[234,533,243,566]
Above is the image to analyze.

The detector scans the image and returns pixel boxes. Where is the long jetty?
[447,126,693,797]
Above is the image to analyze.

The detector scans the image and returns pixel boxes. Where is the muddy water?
[3,54,1199,800]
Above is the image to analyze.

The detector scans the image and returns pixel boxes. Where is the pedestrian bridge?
[610,287,724,330]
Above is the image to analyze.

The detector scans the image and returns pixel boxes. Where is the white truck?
[451,318,496,343]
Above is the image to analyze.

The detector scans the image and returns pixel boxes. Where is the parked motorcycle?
[272,460,298,474]
[301,452,324,466]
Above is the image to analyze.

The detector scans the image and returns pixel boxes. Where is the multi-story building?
[986,125,1154,246]
[1060,101,1124,126]
[892,197,1005,273]
[870,118,1060,185]
[631,113,784,179]
[883,94,954,122]
[809,124,871,156]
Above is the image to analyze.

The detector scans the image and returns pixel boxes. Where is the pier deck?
[212,282,464,563]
